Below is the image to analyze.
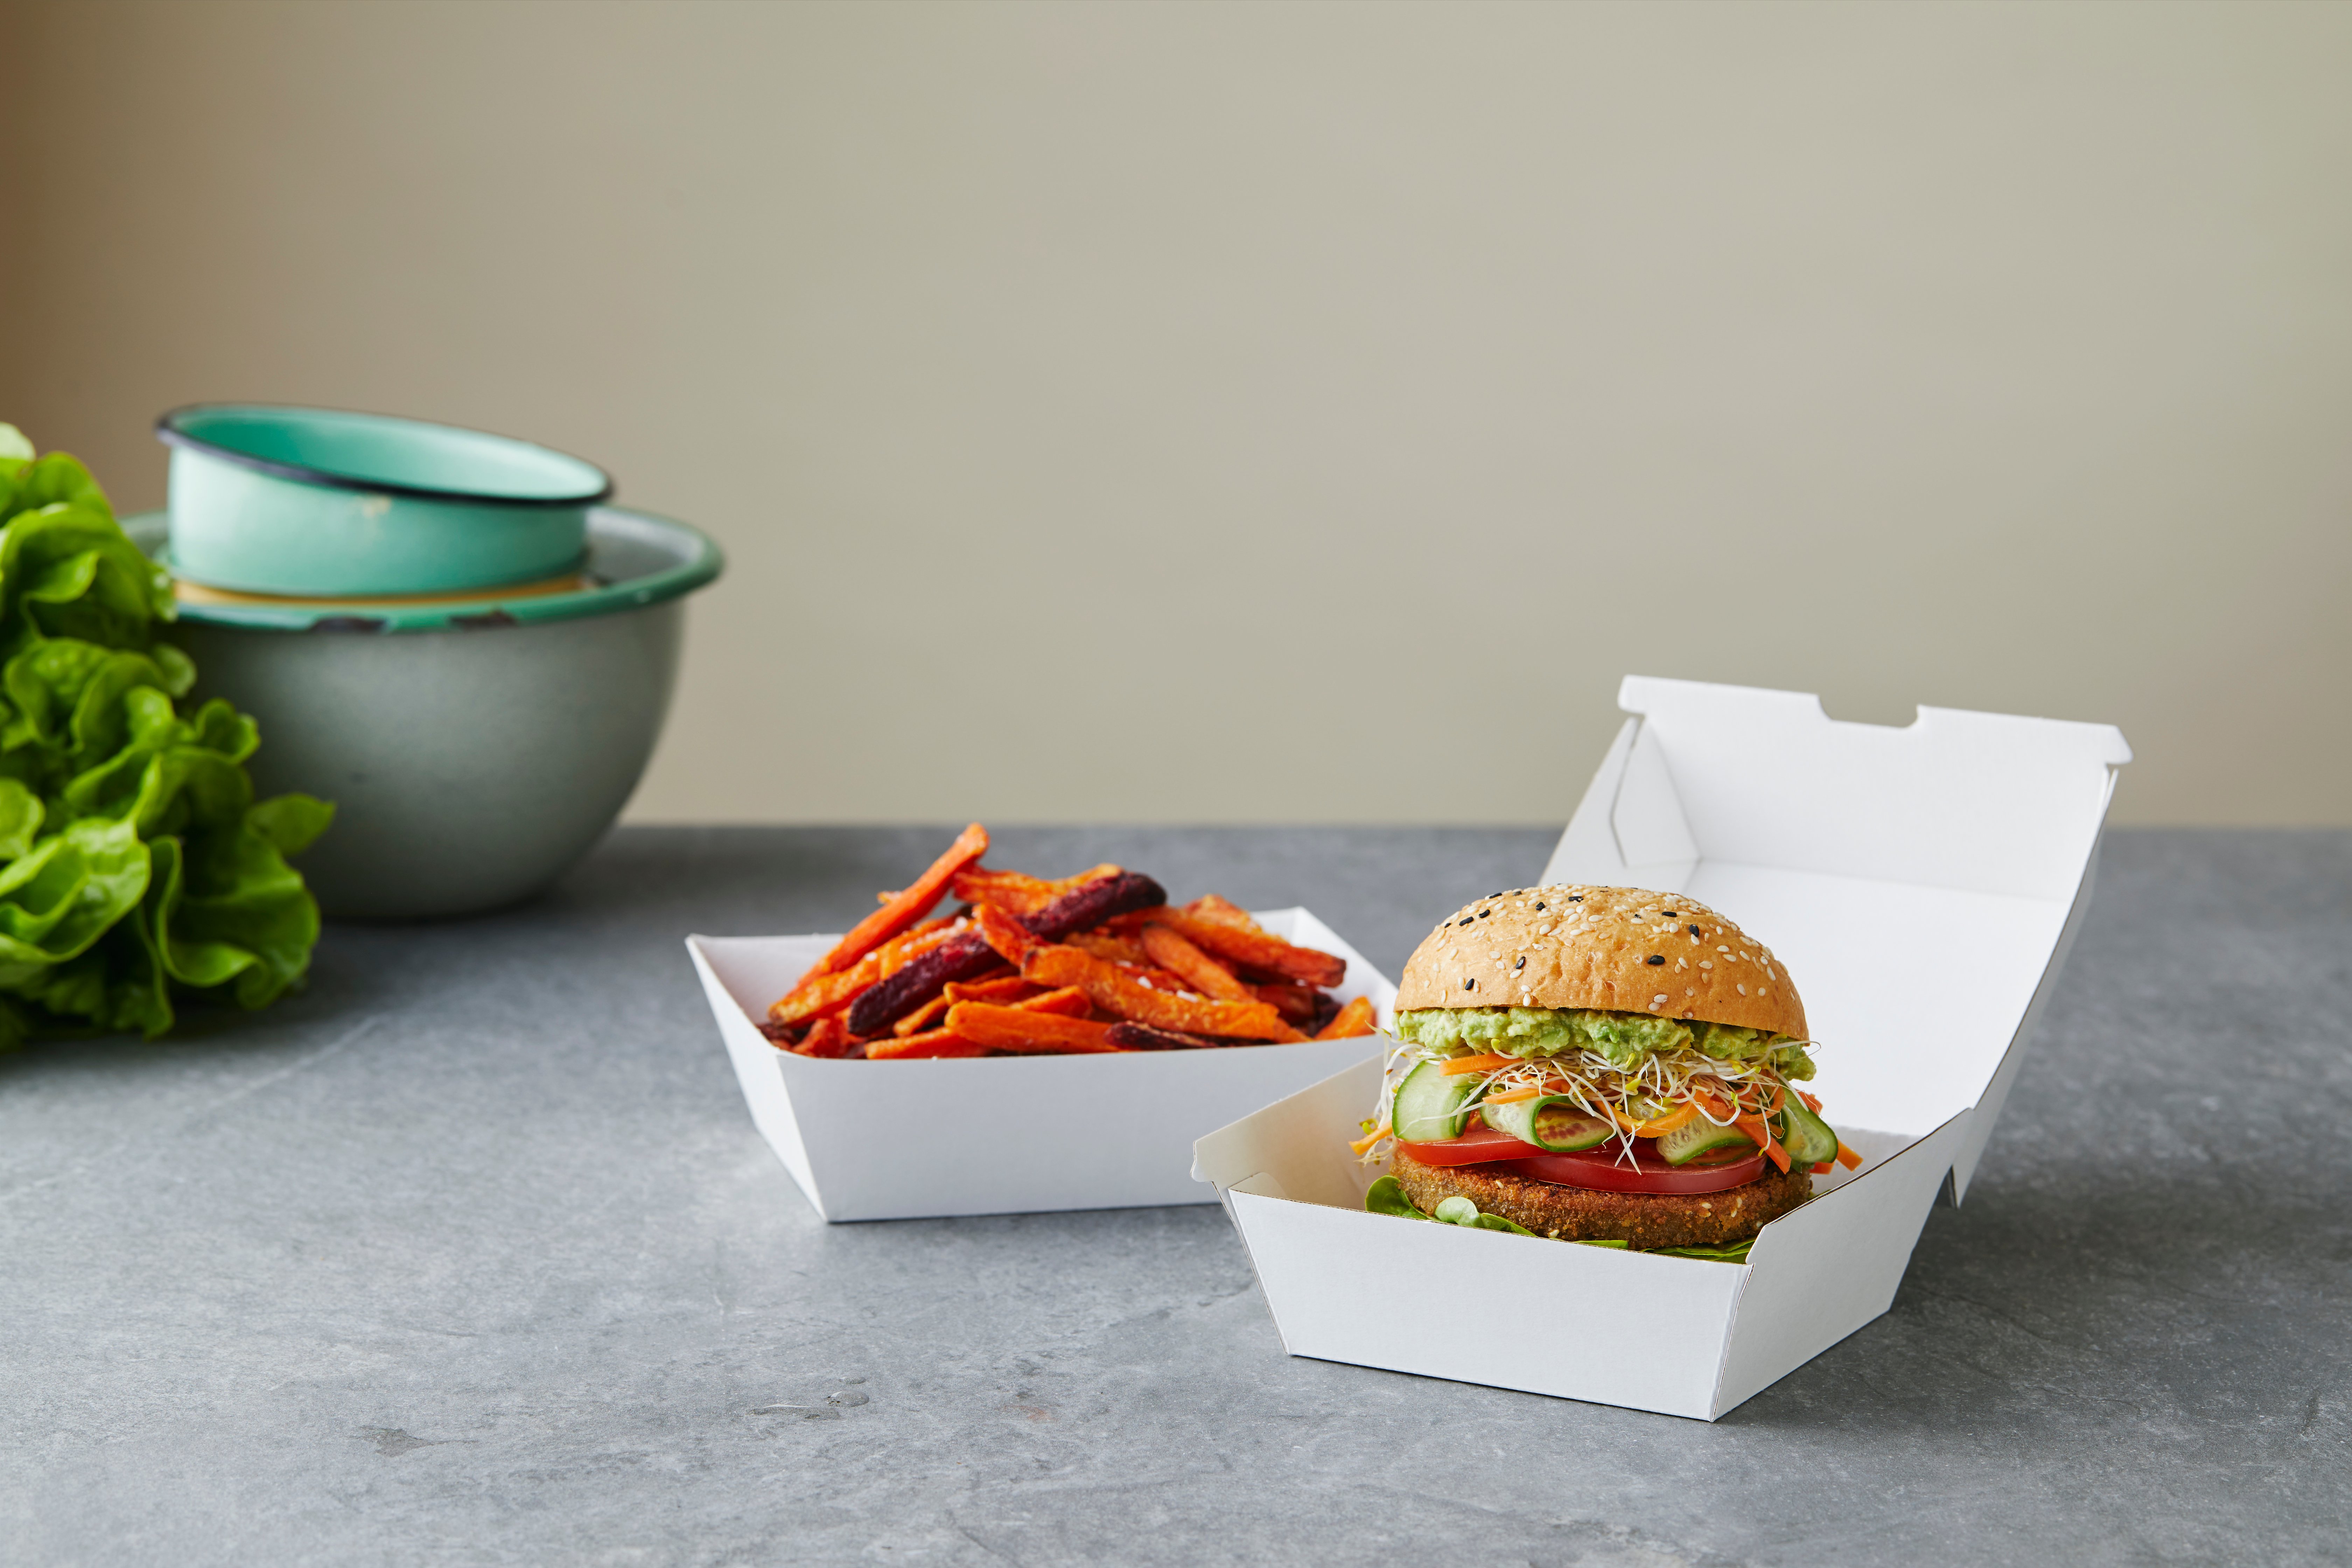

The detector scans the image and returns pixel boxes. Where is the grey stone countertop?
[5,827,2348,1567]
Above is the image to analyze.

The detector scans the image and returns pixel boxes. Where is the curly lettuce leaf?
[0,435,325,1042]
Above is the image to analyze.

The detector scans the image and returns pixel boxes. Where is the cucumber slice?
[1776,1096,1839,1166]
[1392,1059,1482,1142]
[1655,1114,1756,1167]
[1481,1095,1612,1152]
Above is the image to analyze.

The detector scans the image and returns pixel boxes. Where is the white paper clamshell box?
[1194,676,2131,1420]
[690,909,1396,1222]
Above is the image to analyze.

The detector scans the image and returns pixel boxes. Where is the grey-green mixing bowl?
[126,507,723,920]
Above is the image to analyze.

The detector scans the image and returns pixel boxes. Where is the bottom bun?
[1390,1148,1811,1250]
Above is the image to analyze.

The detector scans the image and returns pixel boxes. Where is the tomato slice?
[1393,1126,1546,1166]
[1396,1130,1769,1194]
[1497,1147,1767,1194]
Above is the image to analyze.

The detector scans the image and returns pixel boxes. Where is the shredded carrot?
[1348,1121,1391,1156]
[1798,1090,1823,1113]
[1483,1085,1544,1106]
[1439,1053,1513,1076]
[1835,1140,1863,1170]
[1737,1113,1791,1173]
[1812,1161,1834,1175]
[1632,1102,1701,1138]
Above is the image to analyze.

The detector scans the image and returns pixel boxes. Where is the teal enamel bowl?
[127,506,722,920]
[156,404,611,597]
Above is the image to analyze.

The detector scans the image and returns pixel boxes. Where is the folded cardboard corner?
[1197,676,2129,1419]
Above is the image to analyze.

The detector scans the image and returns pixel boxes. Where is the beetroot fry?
[1020,944,1301,1040]
[844,930,1002,1035]
[945,1002,1120,1055]
[1104,1021,1226,1051]
[1139,923,1255,1003]
[805,823,987,980]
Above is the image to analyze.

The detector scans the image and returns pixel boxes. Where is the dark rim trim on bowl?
[125,507,722,635]
[155,403,615,509]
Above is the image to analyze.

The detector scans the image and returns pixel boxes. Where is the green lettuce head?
[0,427,329,1045]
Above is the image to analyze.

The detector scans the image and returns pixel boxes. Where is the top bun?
[1394,885,1808,1039]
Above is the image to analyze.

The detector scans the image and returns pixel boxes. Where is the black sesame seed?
[1569,895,1583,902]
[1464,977,1476,991]
[1458,917,1475,927]
[1646,955,1665,966]
[1513,957,1526,970]
[1688,924,1702,937]
[1478,910,1491,919]
[1663,911,1678,918]
[1534,902,1546,912]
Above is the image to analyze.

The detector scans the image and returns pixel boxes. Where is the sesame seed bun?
[1394,885,1808,1038]
[1390,1148,1811,1248]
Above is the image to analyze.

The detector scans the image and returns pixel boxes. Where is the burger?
[1359,884,1853,1258]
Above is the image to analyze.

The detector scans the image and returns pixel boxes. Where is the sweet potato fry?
[796,1016,856,1058]
[1253,982,1322,1024]
[1104,1021,1225,1051]
[943,974,1035,1006]
[1139,923,1255,1003]
[769,951,884,1026]
[893,994,954,1037]
[1020,945,1302,1040]
[1147,908,1344,989]
[1066,929,1150,967]
[1015,985,1094,1018]
[949,863,1122,918]
[945,1002,1120,1054]
[1186,894,1266,933]
[1314,995,1377,1040]
[866,1027,992,1060]
[975,903,1044,967]
[806,823,987,979]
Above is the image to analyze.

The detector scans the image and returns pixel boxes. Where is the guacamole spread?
[1393,1005,1815,1080]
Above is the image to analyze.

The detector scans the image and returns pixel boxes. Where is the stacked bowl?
[146,404,722,919]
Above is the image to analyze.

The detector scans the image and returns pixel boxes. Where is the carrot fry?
[945,1002,1120,1054]
[866,1027,992,1060]
[805,823,987,980]
[1020,944,1301,1040]
[1140,923,1256,1003]
[1438,1053,1513,1076]
[1313,995,1377,1040]
[1835,1140,1863,1170]
[950,863,1121,918]
[1143,908,1344,988]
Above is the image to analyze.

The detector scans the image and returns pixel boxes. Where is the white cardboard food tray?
[1194,676,2130,1420]
[690,909,1396,1222]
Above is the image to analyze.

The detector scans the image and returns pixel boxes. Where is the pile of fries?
[762,824,1377,1059]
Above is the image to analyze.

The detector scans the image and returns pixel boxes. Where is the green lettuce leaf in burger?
[1357,885,1855,1259]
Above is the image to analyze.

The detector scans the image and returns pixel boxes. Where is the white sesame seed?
[1651,993,1668,1008]
[1737,984,1747,995]
[1699,960,1713,969]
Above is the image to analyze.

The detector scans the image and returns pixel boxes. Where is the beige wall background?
[2,0,2346,826]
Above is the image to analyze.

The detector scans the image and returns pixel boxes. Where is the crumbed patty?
[1390,1149,1811,1250]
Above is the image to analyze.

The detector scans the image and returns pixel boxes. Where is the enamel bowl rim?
[156,402,614,509]
[125,506,723,634]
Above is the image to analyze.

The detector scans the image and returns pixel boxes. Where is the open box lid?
[1544,677,2131,1201]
